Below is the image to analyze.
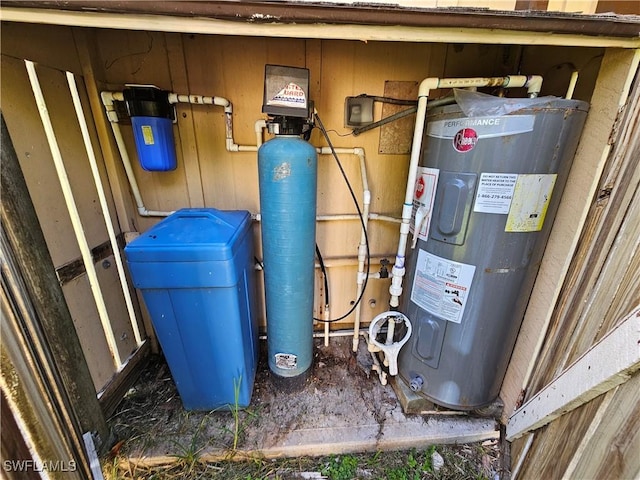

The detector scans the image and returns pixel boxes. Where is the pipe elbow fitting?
[419,78,440,97]
[100,91,115,106]
[525,75,544,98]
[226,139,239,152]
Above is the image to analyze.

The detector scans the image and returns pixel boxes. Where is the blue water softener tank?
[258,131,317,389]
[124,86,177,172]
[398,96,589,411]
[124,208,258,410]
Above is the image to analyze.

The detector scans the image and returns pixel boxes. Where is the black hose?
[313,112,371,323]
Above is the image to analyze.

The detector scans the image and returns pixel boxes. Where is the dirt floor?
[103,336,502,478]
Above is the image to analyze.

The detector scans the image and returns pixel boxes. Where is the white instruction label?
[411,250,476,324]
[506,174,557,232]
[410,167,439,242]
[275,353,298,370]
[267,82,306,109]
[474,173,518,214]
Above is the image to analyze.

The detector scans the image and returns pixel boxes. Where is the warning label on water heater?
[506,174,557,232]
[474,173,518,214]
[410,167,439,242]
[411,250,476,324]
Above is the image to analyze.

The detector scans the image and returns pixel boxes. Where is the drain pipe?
[389,75,543,309]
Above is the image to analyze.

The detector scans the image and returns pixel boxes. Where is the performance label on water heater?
[411,250,476,324]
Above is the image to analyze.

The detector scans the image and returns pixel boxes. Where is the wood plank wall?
[0,20,606,397]
[510,52,640,479]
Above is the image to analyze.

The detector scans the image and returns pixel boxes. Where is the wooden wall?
[0,21,606,396]
[508,51,640,479]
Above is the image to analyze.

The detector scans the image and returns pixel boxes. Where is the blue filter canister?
[124,86,177,171]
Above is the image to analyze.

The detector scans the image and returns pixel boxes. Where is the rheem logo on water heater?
[453,128,478,152]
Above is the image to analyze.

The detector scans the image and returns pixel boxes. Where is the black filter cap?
[123,86,173,119]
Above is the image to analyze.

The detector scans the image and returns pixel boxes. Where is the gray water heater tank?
[398,96,589,410]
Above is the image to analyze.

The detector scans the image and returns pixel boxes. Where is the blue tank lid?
[124,208,252,262]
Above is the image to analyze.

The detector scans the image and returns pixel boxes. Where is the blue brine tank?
[258,135,317,387]
[124,208,259,410]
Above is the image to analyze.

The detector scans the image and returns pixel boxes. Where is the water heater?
[398,97,589,410]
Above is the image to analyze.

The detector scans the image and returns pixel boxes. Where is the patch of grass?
[104,443,500,479]
[321,454,359,480]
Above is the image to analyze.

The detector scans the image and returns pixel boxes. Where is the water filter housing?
[124,86,177,172]
[398,97,589,410]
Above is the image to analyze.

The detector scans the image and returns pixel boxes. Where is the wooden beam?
[3,1,640,38]
[97,340,150,418]
[506,306,640,441]
[2,7,639,48]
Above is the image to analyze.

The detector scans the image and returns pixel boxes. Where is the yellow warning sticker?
[505,174,557,232]
[141,125,155,145]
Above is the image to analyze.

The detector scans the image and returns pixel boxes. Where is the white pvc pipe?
[26,60,122,369]
[566,71,579,100]
[67,72,144,348]
[388,75,543,308]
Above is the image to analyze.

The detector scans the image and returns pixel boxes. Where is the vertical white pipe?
[566,71,579,99]
[25,60,122,369]
[352,148,370,352]
[66,72,144,348]
[389,87,432,308]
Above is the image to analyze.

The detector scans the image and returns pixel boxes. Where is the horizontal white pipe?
[67,72,144,348]
[168,93,231,111]
[27,60,122,369]
[258,329,367,340]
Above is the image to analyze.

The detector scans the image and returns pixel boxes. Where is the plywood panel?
[518,45,604,100]
[62,255,141,390]
[0,22,81,73]
[547,0,598,13]
[2,42,146,392]
[0,57,109,265]
[573,372,640,480]
[516,394,608,479]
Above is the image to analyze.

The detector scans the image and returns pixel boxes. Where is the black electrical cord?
[315,243,330,307]
[313,112,371,323]
[355,93,417,106]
